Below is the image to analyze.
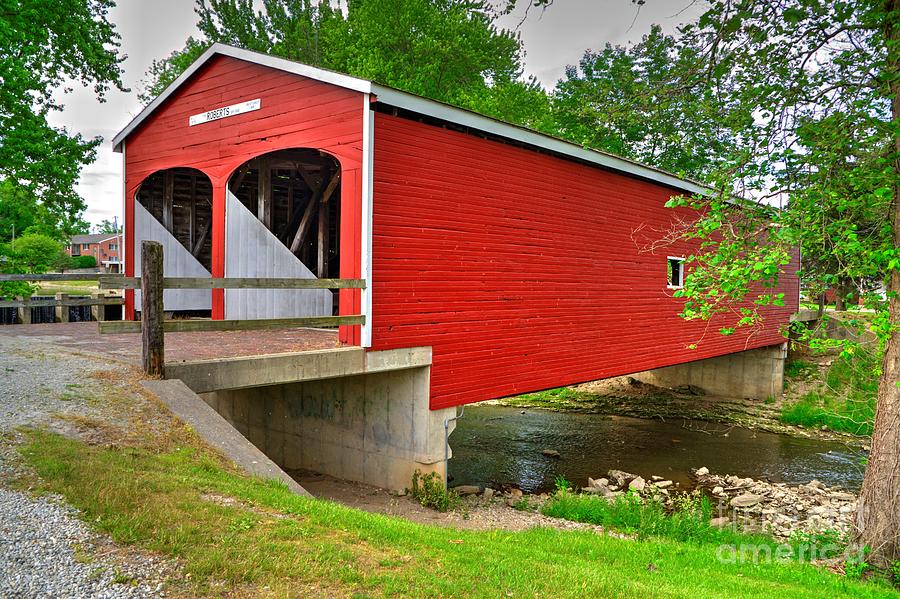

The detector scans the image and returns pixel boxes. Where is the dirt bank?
[294,470,618,534]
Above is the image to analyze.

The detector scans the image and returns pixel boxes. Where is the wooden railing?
[1,241,365,375]
[0,296,123,309]
[98,276,364,290]
[115,241,365,375]
[0,273,123,324]
[0,273,108,281]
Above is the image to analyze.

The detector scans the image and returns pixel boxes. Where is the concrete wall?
[633,342,788,400]
[200,365,455,491]
[819,315,877,346]
[142,379,310,496]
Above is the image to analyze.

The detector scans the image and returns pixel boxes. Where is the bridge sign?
[189,98,261,126]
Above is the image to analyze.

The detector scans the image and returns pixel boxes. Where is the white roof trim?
[112,43,708,196]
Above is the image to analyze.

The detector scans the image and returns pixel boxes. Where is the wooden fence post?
[91,292,105,322]
[141,241,165,376]
[55,293,69,323]
[15,296,31,325]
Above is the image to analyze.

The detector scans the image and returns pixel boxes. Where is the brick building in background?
[66,233,123,273]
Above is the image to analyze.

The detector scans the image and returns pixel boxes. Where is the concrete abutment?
[194,347,455,491]
[632,342,788,399]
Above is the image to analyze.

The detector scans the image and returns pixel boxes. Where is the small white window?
[667,257,684,289]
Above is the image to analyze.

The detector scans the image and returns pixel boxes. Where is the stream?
[447,405,866,493]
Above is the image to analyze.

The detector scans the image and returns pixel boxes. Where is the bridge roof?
[112,43,709,197]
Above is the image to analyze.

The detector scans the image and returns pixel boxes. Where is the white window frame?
[667,256,685,289]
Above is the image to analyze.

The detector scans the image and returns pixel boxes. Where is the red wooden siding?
[370,113,799,409]
[122,55,364,342]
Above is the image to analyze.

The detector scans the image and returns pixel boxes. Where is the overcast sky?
[48,0,702,227]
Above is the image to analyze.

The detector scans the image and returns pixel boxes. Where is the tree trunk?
[834,279,855,312]
[854,0,900,569]
[834,293,846,312]
[856,273,900,568]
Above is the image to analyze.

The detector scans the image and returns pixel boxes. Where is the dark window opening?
[667,257,684,288]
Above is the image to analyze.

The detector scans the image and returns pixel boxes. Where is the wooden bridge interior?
[228,148,341,279]
[136,168,214,272]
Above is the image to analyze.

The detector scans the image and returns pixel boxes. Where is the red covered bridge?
[111,44,798,489]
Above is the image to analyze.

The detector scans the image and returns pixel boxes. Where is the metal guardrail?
[0,274,124,324]
[0,273,104,282]
[0,296,123,309]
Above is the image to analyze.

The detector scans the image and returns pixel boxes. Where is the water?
[448,405,866,493]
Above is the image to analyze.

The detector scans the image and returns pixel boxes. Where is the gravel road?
[0,335,170,598]
[0,336,96,434]
[0,488,165,598]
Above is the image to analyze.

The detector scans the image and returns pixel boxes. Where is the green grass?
[800,302,835,311]
[508,386,591,408]
[17,430,899,598]
[544,488,721,543]
[784,359,818,379]
[0,280,105,299]
[781,351,879,436]
[35,281,102,296]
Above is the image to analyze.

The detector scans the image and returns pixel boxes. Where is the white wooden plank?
[134,201,212,311]
[361,93,374,347]
[224,191,331,320]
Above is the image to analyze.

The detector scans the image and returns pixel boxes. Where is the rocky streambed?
[452,466,859,541]
[694,467,858,539]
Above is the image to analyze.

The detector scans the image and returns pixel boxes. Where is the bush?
[0,277,34,299]
[0,242,34,298]
[72,255,97,268]
[10,233,67,273]
[408,470,459,512]
[781,350,878,436]
[845,546,871,580]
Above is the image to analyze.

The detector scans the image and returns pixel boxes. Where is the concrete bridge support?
[195,348,454,491]
[633,342,788,400]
